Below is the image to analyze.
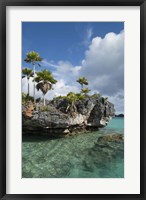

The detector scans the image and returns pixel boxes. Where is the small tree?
[65,92,78,115]
[35,69,57,106]
[24,51,43,102]
[76,77,88,89]
[81,88,91,96]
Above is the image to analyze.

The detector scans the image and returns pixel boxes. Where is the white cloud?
[22,30,124,113]
[108,91,124,114]
[22,77,42,98]
[53,61,81,85]
[22,71,80,100]
[45,79,79,99]
[79,31,124,113]
[80,31,124,94]
[80,27,93,47]
[41,59,58,68]
[86,27,93,40]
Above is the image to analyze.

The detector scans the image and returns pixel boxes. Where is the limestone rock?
[22,96,115,137]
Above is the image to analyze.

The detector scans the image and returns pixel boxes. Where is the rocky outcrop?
[115,114,124,117]
[97,133,124,143]
[22,96,115,137]
[82,133,124,172]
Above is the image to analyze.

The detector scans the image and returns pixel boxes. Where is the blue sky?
[22,22,123,67]
[22,22,124,113]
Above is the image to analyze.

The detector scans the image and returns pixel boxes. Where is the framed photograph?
[0,0,145,199]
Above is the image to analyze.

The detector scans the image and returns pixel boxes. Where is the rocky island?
[22,23,124,178]
[22,95,115,138]
[22,54,115,138]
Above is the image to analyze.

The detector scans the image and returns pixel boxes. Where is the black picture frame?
[0,0,145,199]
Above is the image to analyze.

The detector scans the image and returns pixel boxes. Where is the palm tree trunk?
[27,78,29,96]
[81,84,83,90]
[33,64,36,103]
[43,94,46,106]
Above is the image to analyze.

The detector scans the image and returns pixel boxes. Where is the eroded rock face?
[22,97,115,137]
[22,101,35,118]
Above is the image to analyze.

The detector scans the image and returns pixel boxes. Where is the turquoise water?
[22,117,124,178]
[102,117,124,134]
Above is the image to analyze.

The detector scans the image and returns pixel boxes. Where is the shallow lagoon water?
[22,117,124,178]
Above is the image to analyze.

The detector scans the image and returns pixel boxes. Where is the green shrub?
[40,105,57,112]
[22,93,34,105]
[91,93,101,98]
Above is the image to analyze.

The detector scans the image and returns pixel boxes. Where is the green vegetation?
[35,69,57,106]
[24,51,42,64]
[76,77,91,97]
[91,93,101,98]
[39,105,57,112]
[75,93,85,100]
[76,77,88,89]
[24,51,43,102]
[81,88,91,96]
[22,93,34,105]
[66,92,78,103]
[65,92,78,114]
[52,92,85,104]
[22,50,108,109]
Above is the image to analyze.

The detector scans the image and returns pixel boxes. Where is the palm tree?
[22,67,33,96]
[66,92,78,115]
[76,77,88,89]
[35,69,57,106]
[24,51,43,102]
[81,88,91,96]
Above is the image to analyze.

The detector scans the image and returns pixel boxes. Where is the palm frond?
[35,69,57,84]
[81,88,91,94]
[24,51,43,64]
[37,63,41,67]
[22,68,33,79]
[76,77,88,85]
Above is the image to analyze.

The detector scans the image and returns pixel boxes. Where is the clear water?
[22,117,124,178]
[102,117,124,134]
